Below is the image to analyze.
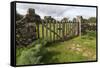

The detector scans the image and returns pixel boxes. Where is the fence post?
[77,16,82,36]
[42,20,44,39]
[53,20,56,42]
[62,21,65,41]
[46,20,48,40]
[36,22,40,38]
[49,20,52,41]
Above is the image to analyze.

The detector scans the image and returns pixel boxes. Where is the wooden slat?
[36,22,40,39]
[72,22,74,36]
[56,21,59,40]
[71,21,72,36]
[42,20,44,39]
[46,20,48,39]
[49,20,52,41]
[53,20,56,42]
[66,21,67,36]
[68,21,70,35]
[62,21,65,41]
[59,21,61,40]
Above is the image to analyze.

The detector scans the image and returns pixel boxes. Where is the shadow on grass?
[41,50,61,64]
[45,35,78,47]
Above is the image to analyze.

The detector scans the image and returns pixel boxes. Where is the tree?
[83,19,89,23]
[88,17,96,23]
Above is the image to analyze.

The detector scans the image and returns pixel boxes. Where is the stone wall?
[16,8,41,46]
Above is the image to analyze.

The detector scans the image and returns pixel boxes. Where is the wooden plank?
[49,20,52,41]
[69,21,71,37]
[53,20,56,42]
[43,23,62,39]
[56,21,59,40]
[66,21,67,36]
[72,22,74,36]
[68,21,70,35]
[36,22,40,39]
[62,21,65,41]
[42,20,44,39]
[59,21,61,40]
[46,20,48,39]
[71,21,72,36]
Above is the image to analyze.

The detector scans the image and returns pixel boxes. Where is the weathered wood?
[37,22,40,38]
[53,20,56,42]
[56,21,59,40]
[46,20,48,38]
[49,20,52,41]
[62,21,65,41]
[65,22,67,35]
[77,16,82,36]
[42,20,44,38]
[43,23,62,39]
[59,21,61,40]
[39,16,83,43]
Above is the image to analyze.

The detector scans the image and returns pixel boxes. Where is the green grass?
[16,23,97,65]
[41,34,96,63]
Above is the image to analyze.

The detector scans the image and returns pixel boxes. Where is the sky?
[16,3,96,20]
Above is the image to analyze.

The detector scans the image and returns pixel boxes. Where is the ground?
[41,35,96,63]
[16,23,96,65]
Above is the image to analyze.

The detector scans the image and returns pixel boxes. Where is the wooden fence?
[16,14,96,46]
[36,20,80,43]
[36,16,96,43]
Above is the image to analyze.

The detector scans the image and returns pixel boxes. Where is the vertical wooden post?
[42,20,44,39]
[68,21,70,35]
[59,21,61,40]
[46,20,48,39]
[36,22,40,39]
[62,21,65,41]
[53,20,55,42]
[77,16,82,36]
[66,21,67,36]
[49,20,52,42]
[57,21,59,40]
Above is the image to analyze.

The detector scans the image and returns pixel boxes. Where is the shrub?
[16,39,48,65]
[81,30,96,40]
[86,30,96,37]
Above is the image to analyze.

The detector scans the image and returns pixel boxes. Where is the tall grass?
[16,39,48,65]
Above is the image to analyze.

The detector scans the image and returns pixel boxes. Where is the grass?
[41,34,96,63]
[16,23,97,65]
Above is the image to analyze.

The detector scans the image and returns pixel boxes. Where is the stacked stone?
[16,8,41,46]
[81,23,96,34]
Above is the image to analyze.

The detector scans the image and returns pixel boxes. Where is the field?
[16,23,96,65]
[42,35,96,63]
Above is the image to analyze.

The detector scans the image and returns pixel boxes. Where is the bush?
[81,30,96,40]
[86,30,96,37]
[16,39,48,65]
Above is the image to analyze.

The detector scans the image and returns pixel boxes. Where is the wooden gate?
[38,20,80,42]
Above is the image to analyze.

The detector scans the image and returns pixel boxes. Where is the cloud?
[16,3,96,20]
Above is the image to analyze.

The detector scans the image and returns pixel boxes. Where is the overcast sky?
[16,3,96,20]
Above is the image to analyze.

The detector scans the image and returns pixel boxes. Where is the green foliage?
[88,17,96,23]
[81,30,96,40]
[86,30,96,37]
[82,19,88,23]
[16,39,48,65]
[16,12,23,21]
[82,17,96,23]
